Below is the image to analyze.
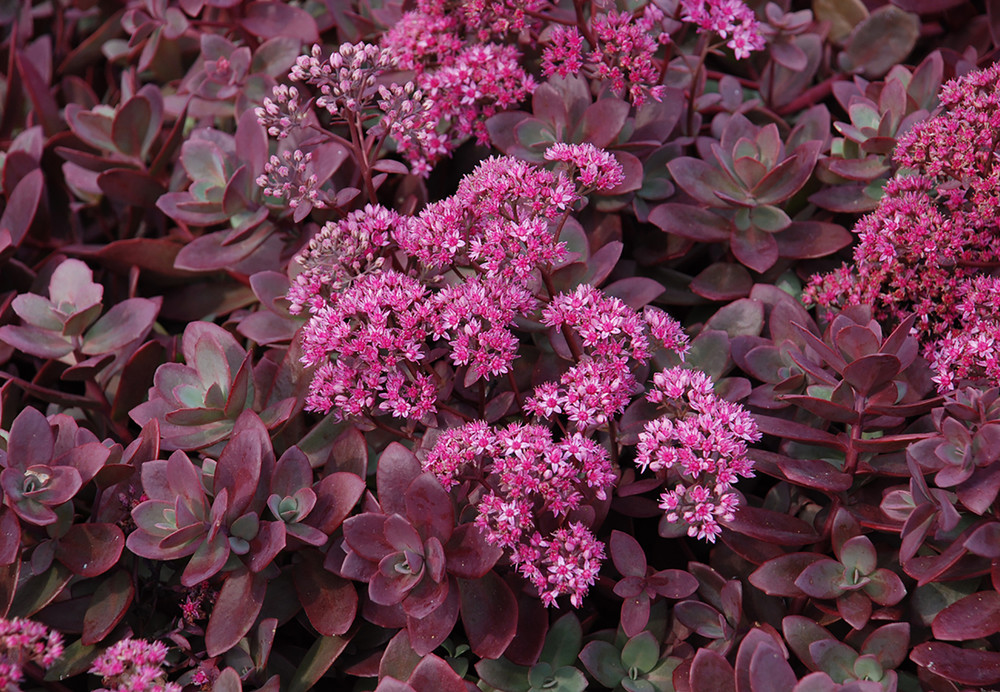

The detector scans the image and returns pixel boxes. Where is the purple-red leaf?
[0,169,43,247]
[910,642,1000,686]
[55,523,123,577]
[294,552,357,636]
[610,530,648,577]
[82,569,133,645]
[932,591,1000,640]
[459,572,518,659]
[377,443,421,516]
[205,570,267,657]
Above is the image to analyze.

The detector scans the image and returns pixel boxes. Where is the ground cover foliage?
[2,0,1000,689]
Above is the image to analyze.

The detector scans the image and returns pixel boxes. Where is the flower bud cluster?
[256,149,326,211]
[289,42,395,116]
[254,84,304,139]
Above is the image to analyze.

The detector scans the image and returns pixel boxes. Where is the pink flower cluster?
[424,422,614,606]
[300,269,437,420]
[292,145,620,421]
[381,11,464,72]
[530,286,689,431]
[680,0,766,59]
[932,277,1000,391]
[541,9,667,107]
[394,154,575,278]
[542,284,659,362]
[402,43,537,174]
[90,638,179,692]
[0,617,63,691]
[637,367,759,542]
[287,204,397,315]
[526,358,638,432]
[807,63,1000,391]
[459,0,548,40]
[544,143,626,192]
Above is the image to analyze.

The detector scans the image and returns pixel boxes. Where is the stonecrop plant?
[6,0,1000,690]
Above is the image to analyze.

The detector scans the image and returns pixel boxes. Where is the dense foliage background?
[2,0,1000,690]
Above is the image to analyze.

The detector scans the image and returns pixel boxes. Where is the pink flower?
[640,366,759,542]
[544,143,625,192]
[426,423,614,606]
[542,26,585,78]
[0,617,63,689]
[680,0,766,59]
[90,638,179,692]
[542,285,656,362]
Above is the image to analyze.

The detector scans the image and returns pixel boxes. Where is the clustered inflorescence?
[284,138,758,606]
[89,638,179,692]
[806,62,1000,392]
[0,618,63,691]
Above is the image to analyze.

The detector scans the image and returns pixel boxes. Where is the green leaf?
[541,614,583,668]
[288,635,350,692]
[475,658,531,692]
[579,640,627,688]
[621,632,660,674]
[43,637,99,682]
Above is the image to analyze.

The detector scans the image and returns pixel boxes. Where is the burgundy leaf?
[7,407,54,467]
[667,158,743,206]
[214,411,267,520]
[407,585,460,656]
[603,277,664,310]
[750,553,824,596]
[932,591,1000,640]
[205,569,267,657]
[910,642,1000,686]
[836,589,873,630]
[648,203,732,242]
[343,514,393,562]
[731,227,779,273]
[578,98,630,148]
[377,443,422,516]
[0,508,19,565]
[444,523,502,579]
[689,648,736,692]
[459,572,518,659]
[0,169,43,247]
[610,530,648,577]
[55,523,123,577]
[965,522,1000,558]
[405,655,468,692]
[82,569,134,645]
[860,622,909,670]
[82,298,161,355]
[112,95,153,159]
[691,262,753,301]
[728,503,822,545]
[775,222,853,259]
[752,414,843,450]
[293,553,357,636]
[240,1,319,42]
[404,473,454,543]
[0,325,72,359]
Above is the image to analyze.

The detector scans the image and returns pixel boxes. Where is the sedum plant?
[6,0,1000,690]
